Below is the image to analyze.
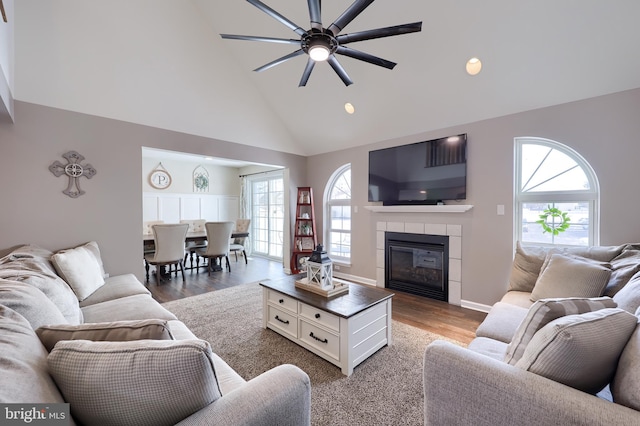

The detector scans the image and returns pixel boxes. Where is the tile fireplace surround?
[376,221,462,305]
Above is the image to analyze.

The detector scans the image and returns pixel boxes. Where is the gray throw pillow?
[48,339,222,426]
[613,272,640,314]
[530,253,611,301]
[36,319,174,352]
[604,250,640,297]
[508,242,549,292]
[611,321,640,410]
[0,279,68,329]
[504,296,616,365]
[515,308,638,394]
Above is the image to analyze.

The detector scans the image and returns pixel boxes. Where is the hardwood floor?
[147,256,486,345]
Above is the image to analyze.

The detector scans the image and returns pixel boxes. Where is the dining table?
[143,231,249,272]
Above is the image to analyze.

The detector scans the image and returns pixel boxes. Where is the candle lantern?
[306,244,333,290]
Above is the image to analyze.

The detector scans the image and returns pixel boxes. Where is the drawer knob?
[315,313,321,319]
[275,315,289,325]
[279,299,284,304]
[309,332,328,344]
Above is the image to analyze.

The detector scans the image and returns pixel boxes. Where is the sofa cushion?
[604,250,640,297]
[508,242,549,292]
[81,293,177,323]
[0,245,82,324]
[48,339,222,426]
[504,296,617,365]
[0,279,68,329]
[36,319,174,351]
[530,254,611,301]
[611,320,640,410]
[613,272,640,314]
[51,245,105,301]
[515,308,637,394]
[466,337,509,361]
[0,305,66,403]
[79,273,151,308]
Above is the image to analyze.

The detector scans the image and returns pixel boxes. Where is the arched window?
[515,137,599,246]
[324,164,351,263]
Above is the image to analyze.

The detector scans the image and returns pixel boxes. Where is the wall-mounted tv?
[368,134,467,205]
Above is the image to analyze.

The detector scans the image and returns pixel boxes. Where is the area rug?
[162,282,464,426]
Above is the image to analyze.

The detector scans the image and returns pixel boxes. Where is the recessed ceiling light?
[466,57,482,76]
[205,157,214,161]
[344,103,355,114]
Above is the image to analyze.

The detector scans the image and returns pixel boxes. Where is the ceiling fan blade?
[335,46,396,69]
[337,22,422,44]
[254,50,305,72]
[299,58,316,87]
[328,0,375,36]
[327,56,354,86]
[307,0,322,30]
[247,0,307,36]
[220,34,300,45]
[0,0,6,23]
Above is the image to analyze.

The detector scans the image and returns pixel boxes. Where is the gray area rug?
[163,282,464,426]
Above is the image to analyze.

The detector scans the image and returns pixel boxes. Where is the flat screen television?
[368,134,467,205]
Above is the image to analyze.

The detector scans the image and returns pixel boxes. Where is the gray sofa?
[424,242,640,425]
[0,243,311,426]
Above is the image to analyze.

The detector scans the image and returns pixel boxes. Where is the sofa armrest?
[424,340,639,426]
[176,364,311,426]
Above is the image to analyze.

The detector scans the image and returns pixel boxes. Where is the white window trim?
[324,164,351,265]
[514,137,600,247]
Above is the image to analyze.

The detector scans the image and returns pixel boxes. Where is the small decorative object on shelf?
[295,244,348,297]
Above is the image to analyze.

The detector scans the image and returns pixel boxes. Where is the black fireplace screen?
[385,232,449,301]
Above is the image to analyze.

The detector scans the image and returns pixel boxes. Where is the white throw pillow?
[51,245,105,301]
[515,308,638,394]
[48,339,222,426]
[530,253,611,301]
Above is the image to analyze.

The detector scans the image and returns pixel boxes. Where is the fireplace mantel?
[364,205,473,213]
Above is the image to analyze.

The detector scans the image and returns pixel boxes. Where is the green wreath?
[536,206,571,236]
[194,174,209,190]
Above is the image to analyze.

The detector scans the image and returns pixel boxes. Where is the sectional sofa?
[424,242,640,425]
[0,243,311,426]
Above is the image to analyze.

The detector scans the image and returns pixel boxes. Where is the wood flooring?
[147,256,486,345]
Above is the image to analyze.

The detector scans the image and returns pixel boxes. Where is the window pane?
[330,205,351,231]
[330,169,351,200]
[521,202,590,246]
[521,145,590,192]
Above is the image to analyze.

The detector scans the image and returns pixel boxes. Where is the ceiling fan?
[221,0,422,87]
[0,0,7,23]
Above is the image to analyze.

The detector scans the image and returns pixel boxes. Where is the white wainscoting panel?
[143,193,240,223]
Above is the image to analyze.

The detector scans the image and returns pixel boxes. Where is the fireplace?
[385,232,449,301]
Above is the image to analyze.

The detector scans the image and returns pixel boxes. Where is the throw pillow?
[48,339,222,426]
[530,253,611,301]
[77,241,108,278]
[611,321,640,410]
[508,242,549,292]
[51,245,105,301]
[503,296,617,365]
[36,319,174,352]
[613,272,640,314]
[0,279,68,329]
[604,250,640,297]
[0,305,67,403]
[515,308,638,394]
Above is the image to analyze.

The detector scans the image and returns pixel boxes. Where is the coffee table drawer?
[299,320,340,361]
[299,304,340,332]
[267,289,297,314]
[267,305,297,339]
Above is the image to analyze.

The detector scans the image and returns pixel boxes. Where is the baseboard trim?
[333,271,377,287]
[461,300,492,313]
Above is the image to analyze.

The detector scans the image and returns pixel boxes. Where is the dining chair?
[196,221,234,275]
[181,219,207,269]
[144,223,189,283]
[230,218,251,264]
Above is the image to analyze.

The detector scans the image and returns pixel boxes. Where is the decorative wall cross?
[49,151,97,198]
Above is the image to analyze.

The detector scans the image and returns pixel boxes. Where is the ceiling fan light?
[466,57,482,76]
[309,45,330,61]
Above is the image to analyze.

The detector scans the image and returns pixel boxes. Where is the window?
[324,164,351,262]
[515,137,599,246]
[249,173,284,259]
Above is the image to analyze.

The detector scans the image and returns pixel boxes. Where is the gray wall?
[0,101,307,281]
[307,88,640,306]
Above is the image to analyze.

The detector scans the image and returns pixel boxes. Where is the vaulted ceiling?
[11,0,640,156]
